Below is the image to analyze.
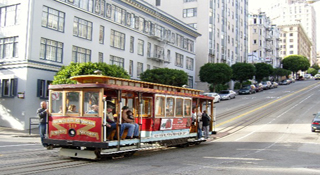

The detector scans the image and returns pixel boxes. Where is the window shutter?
[0,79,2,97]
[37,79,41,97]
[13,78,18,97]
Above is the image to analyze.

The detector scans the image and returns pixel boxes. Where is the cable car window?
[166,97,174,117]
[155,96,165,117]
[84,91,99,114]
[184,99,192,116]
[136,97,152,117]
[176,98,183,117]
[51,91,63,114]
[66,92,79,114]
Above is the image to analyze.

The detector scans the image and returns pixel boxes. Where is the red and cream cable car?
[44,75,215,159]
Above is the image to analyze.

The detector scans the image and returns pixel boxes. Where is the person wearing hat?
[106,105,117,138]
[121,106,140,139]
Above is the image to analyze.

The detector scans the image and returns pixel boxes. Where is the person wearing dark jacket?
[37,101,48,147]
[201,110,211,139]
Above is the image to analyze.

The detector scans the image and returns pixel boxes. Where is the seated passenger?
[127,110,134,120]
[87,105,98,114]
[121,106,139,139]
[67,105,77,113]
[106,106,117,138]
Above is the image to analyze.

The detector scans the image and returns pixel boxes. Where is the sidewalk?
[0,126,40,137]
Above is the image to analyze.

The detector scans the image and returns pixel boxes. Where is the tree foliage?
[52,62,130,84]
[231,63,256,86]
[199,63,232,92]
[272,68,291,81]
[307,68,318,76]
[282,55,310,77]
[311,63,320,71]
[139,68,188,87]
[254,63,273,82]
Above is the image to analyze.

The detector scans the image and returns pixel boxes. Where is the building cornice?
[0,60,61,72]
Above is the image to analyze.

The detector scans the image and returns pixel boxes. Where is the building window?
[41,6,65,32]
[289,45,293,48]
[72,45,91,63]
[188,23,197,29]
[147,42,151,57]
[137,39,144,56]
[99,52,103,62]
[186,57,194,70]
[73,17,92,40]
[183,8,197,17]
[130,36,134,53]
[253,40,257,44]
[156,0,161,6]
[188,76,193,88]
[1,78,17,98]
[129,60,133,76]
[110,29,125,50]
[147,64,151,70]
[99,25,104,44]
[175,53,183,68]
[0,36,19,59]
[110,55,124,68]
[40,38,63,63]
[137,62,143,77]
[289,51,294,54]
[94,0,106,16]
[289,33,293,36]
[37,79,52,99]
[289,39,293,42]
[0,4,20,27]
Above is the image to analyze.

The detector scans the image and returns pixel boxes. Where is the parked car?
[238,85,256,95]
[288,78,295,83]
[203,92,221,103]
[219,90,237,100]
[261,81,272,90]
[311,112,320,132]
[279,79,289,85]
[304,74,311,79]
[272,82,278,88]
[315,74,320,80]
[254,83,263,92]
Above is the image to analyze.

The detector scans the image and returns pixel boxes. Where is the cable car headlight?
[68,129,76,137]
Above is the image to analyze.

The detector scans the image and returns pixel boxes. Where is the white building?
[248,11,281,67]
[265,0,317,65]
[0,0,200,129]
[144,0,249,91]
[278,23,312,61]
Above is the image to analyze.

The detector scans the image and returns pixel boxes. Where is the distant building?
[144,0,249,91]
[0,0,200,129]
[278,23,312,62]
[248,11,281,67]
[265,0,317,65]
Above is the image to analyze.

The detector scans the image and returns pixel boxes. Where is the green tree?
[254,63,273,82]
[307,68,318,76]
[139,68,188,87]
[199,63,232,92]
[282,55,310,78]
[311,63,320,71]
[52,62,130,84]
[272,68,291,81]
[231,63,256,87]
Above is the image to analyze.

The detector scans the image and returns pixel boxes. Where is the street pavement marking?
[0,143,39,148]
[216,82,320,128]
